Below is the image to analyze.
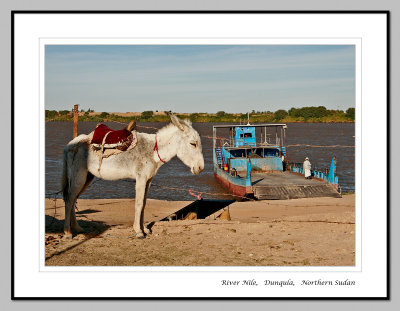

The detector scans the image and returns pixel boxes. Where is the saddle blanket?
[90,123,138,172]
[91,123,136,151]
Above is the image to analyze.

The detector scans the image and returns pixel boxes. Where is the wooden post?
[73,104,79,138]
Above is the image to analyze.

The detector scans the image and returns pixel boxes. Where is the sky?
[45,45,355,113]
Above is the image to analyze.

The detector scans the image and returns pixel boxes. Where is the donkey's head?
[170,114,204,175]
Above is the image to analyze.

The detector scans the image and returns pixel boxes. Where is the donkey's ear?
[169,113,185,131]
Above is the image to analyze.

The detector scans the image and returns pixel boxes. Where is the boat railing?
[288,161,339,185]
[217,137,282,149]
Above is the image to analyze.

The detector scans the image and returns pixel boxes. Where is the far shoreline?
[45,106,355,123]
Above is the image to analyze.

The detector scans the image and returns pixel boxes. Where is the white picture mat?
[13,13,387,298]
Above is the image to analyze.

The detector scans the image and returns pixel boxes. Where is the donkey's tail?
[61,146,70,202]
[61,134,91,202]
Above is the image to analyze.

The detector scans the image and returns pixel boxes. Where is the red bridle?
[154,135,165,164]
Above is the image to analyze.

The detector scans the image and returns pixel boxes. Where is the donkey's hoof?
[63,232,73,239]
[134,232,146,239]
[144,227,152,235]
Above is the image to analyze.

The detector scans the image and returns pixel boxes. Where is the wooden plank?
[73,104,79,138]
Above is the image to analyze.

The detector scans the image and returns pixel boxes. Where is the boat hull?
[214,168,252,198]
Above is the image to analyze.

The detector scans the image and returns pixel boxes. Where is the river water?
[45,121,355,201]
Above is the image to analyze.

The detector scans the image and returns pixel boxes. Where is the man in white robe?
[303,157,312,179]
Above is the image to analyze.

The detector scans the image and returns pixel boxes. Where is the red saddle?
[91,124,133,149]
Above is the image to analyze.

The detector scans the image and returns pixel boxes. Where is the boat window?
[244,133,252,138]
[264,148,280,156]
[240,134,244,138]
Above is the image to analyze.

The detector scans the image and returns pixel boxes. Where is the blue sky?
[45,45,355,113]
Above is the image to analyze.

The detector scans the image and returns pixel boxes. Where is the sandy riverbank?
[45,195,355,266]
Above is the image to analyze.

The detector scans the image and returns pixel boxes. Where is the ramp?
[252,172,341,200]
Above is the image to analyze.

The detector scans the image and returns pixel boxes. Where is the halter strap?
[154,135,165,164]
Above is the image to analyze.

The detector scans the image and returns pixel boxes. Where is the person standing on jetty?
[303,157,312,179]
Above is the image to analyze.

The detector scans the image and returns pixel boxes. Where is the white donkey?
[61,114,204,238]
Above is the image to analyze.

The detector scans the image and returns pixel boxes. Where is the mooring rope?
[45,179,261,231]
[116,179,263,202]
[149,182,264,203]
[46,195,59,229]
[45,178,102,228]
[103,119,160,131]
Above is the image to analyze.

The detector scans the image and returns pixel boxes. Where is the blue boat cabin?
[213,124,288,174]
[233,126,256,147]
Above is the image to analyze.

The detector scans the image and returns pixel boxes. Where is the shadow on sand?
[45,214,110,235]
[45,214,113,262]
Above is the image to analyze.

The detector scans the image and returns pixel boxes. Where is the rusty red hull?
[214,171,253,198]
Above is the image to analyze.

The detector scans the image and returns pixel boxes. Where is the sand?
[45,195,355,266]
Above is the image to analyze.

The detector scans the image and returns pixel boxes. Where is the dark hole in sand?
[75,209,101,215]
[161,199,235,221]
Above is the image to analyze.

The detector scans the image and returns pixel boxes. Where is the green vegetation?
[141,111,154,119]
[45,110,58,118]
[346,107,355,120]
[59,110,71,116]
[216,111,226,117]
[274,109,288,121]
[45,106,355,123]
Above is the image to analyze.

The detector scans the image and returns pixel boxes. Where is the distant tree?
[274,109,288,121]
[315,106,329,118]
[328,109,346,118]
[141,111,154,119]
[100,112,110,118]
[288,106,328,120]
[216,111,226,117]
[288,107,299,117]
[59,110,70,116]
[328,109,340,115]
[45,110,58,118]
[346,107,355,120]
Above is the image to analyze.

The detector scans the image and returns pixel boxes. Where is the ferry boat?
[212,122,341,200]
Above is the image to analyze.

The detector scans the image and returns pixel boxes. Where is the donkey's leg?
[64,155,90,236]
[70,173,94,233]
[77,172,95,197]
[133,177,148,238]
[142,178,153,235]
[64,198,73,237]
